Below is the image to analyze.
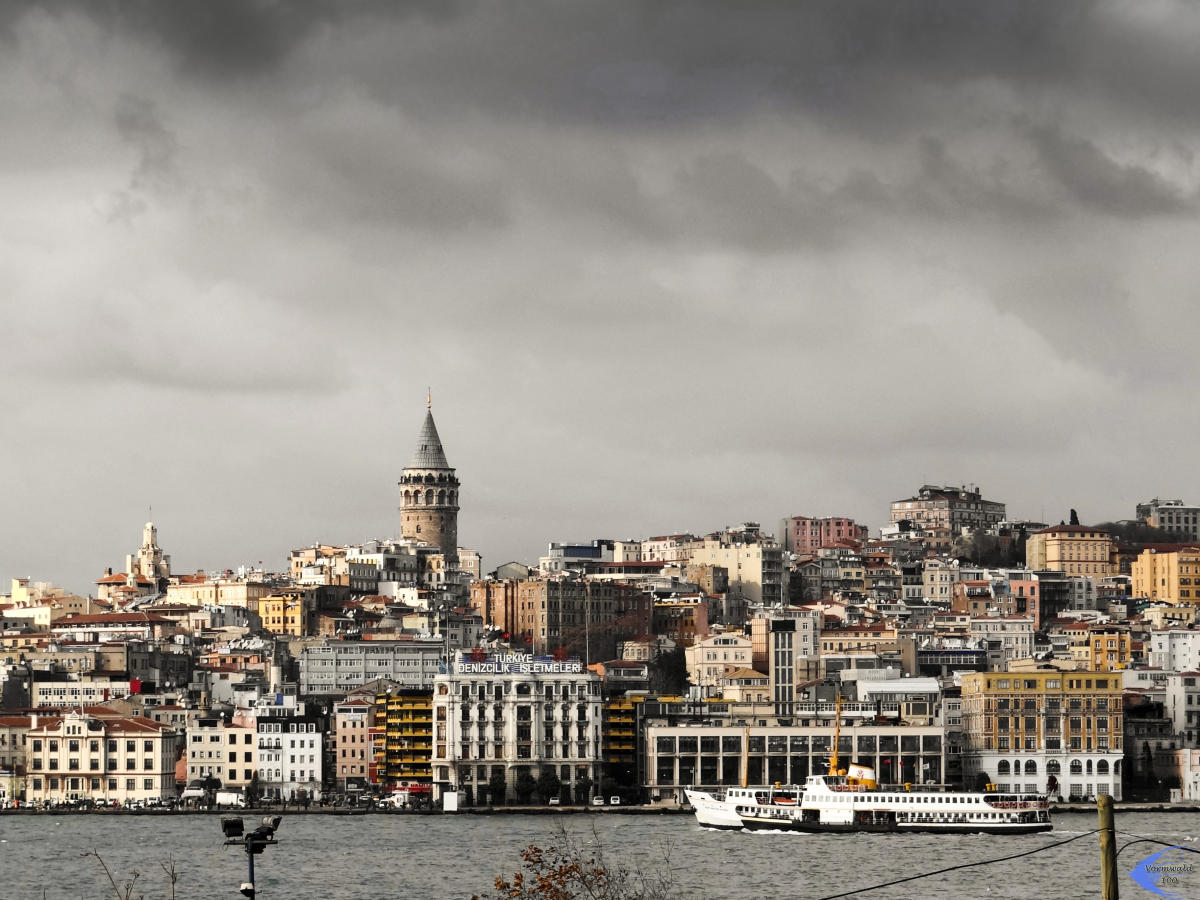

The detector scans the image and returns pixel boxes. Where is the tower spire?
[427,387,431,410]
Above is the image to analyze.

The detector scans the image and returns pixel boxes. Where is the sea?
[0,810,1196,900]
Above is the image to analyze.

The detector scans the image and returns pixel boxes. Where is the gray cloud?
[1029,124,1194,217]
[6,2,1200,594]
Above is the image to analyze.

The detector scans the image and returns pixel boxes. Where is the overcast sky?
[5,2,1200,595]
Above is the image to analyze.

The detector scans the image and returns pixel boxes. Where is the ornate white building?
[432,651,602,803]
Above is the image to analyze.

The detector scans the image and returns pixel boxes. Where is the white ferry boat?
[685,783,802,831]
[735,771,1052,835]
[706,697,1052,835]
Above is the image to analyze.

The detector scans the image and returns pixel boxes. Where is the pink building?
[781,516,868,553]
[332,699,374,791]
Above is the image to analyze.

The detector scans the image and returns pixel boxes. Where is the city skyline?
[5,3,1200,594]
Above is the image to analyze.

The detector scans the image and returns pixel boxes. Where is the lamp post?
[222,815,282,899]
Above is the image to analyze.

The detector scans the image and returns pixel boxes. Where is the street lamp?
[222,815,282,898]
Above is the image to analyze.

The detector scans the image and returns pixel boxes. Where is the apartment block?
[960,671,1123,800]
[1025,525,1116,579]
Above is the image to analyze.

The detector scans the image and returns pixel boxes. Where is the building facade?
[26,712,177,805]
[432,651,602,804]
[779,515,868,553]
[889,484,1006,546]
[960,671,1123,800]
[1138,498,1200,542]
[298,639,445,695]
[1025,525,1116,578]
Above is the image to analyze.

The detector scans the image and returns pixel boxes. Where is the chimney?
[30,714,38,729]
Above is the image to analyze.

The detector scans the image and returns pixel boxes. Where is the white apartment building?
[969,616,1035,665]
[686,633,753,691]
[1164,672,1200,744]
[432,651,602,802]
[298,639,445,694]
[26,712,177,805]
[1150,629,1200,673]
[256,716,323,801]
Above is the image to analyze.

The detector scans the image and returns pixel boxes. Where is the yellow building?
[1086,627,1131,671]
[601,696,637,775]
[1130,547,1200,604]
[1025,525,1115,578]
[165,577,272,609]
[256,590,315,636]
[961,670,1123,800]
[371,689,433,794]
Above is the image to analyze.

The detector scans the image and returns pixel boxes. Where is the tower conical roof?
[408,409,451,469]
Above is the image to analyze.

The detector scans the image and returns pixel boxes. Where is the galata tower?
[398,397,459,573]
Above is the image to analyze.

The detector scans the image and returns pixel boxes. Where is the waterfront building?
[185,715,257,791]
[600,696,637,792]
[1025,525,1116,579]
[25,711,177,805]
[256,714,323,801]
[297,638,445,695]
[367,688,433,795]
[431,651,602,804]
[960,671,1123,800]
[644,715,947,804]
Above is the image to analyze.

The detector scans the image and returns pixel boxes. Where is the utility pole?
[1098,794,1118,900]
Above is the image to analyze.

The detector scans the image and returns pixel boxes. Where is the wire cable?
[812,830,1101,900]
[1115,832,1200,861]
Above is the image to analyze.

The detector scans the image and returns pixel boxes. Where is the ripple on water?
[0,811,1191,900]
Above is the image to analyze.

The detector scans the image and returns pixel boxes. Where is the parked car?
[548,797,561,806]
[591,796,605,806]
[609,797,621,806]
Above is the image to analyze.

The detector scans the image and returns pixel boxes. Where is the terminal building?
[431,651,602,804]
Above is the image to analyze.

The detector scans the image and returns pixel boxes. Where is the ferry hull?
[684,789,745,831]
[740,818,1053,835]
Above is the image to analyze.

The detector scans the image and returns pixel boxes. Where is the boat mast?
[741,723,749,788]
[829,693,843,776]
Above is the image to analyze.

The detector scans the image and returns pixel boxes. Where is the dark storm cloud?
[63,0,458,79]
[8,0,1200,595]
[1029,125,1195,217]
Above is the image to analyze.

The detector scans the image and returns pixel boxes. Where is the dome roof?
[407,409,451,469]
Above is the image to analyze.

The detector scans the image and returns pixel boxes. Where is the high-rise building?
[399,400,460,577]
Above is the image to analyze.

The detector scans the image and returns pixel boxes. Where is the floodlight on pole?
[222,815,282,899]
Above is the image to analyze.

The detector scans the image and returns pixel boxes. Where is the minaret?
[399,395,460,574]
